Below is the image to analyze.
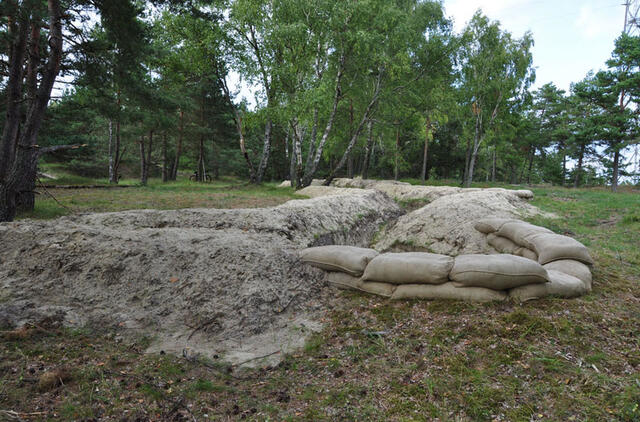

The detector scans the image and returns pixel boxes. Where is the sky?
[443,0,626,93]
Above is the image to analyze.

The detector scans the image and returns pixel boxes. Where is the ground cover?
[1,183,638,421]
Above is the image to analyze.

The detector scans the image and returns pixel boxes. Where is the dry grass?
[2,185,639,421]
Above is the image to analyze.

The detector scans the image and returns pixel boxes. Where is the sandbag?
[526,233,594,265]
[392,282,507,302]
[450,254,549,290]
[300,246,379,276]
[474,218,518,234]
[543,260,592,291]
[325,272,396,297]
[514,247,538,261]
[514,190,534,199]
[497,221,553,249]
[487,233,519,254]
[362,252,453,285]
[509,270,588,302]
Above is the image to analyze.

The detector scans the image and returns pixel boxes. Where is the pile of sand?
[330,178,534,202]
[374,189,546,255]
[0,191,401,366]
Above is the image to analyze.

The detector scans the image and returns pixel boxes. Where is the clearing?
[0,180,638,421]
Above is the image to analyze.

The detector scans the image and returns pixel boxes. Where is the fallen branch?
[232,350,280,368]
[0,410,49,420]
[36,143,87,156]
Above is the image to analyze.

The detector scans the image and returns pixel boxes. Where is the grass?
[20,177,304,220]
[2,180,639,420]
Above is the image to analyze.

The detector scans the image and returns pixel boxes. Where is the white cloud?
[445,0,532,31]
[575,5,603,39]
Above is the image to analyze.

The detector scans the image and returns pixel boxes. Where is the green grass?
[19,177,305,220]
[2,180,639,420]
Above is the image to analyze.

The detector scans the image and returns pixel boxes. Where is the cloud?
[575,5,601,39]
[575,3,621,40]
[445,0,532,31]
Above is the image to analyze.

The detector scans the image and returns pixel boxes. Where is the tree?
[458,12,534,187]
[0,0,149,221]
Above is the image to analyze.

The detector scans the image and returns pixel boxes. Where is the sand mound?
[297,186,369,198]
[0,191,401,366]
[330,178,534,202]
[374,189,545,255]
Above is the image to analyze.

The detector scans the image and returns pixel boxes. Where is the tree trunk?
[197,97,206,182]
[347,99,355,179]
[323,68,383,186]
[108,119,114,182]
[301,53,346,187]
[171,110,184,181]
[394,125,400,181]
[147,130,153,181]
[574,144,584,188]
[612,148,620,192]
[526,146,535,185]
[109,91,122,184]
[491,146,496,182]
[465,115,482,188]
[0,10,28,181]
[139,134,147,186]
[211,138,219,179]
[362,119,373,179]
[289,137,296,187]
[463,136,471,185]
[162,132,168,182]
[255,118,272,183]
[293,125,303,188]
[559,141,566,186]
[421,116,430,182]
[0,0,63,222]
[305,108,319,174]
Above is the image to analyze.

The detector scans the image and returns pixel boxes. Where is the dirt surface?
[330,177,534,202]
[0,191,401,367]
[375,189,548,255]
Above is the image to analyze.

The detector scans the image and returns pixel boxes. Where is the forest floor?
[1,180,639,421]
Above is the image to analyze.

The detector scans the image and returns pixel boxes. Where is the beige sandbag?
[526,233,594,265]
[509,270,588,302]
[392,282,507,302]
[474,218,518,234]
[497,221,553,249]
[514,247,538,261]
[325,272,396,297]
[514,190,534,199]
[362,252,453,285]
[300,246,379,276]
[487,233,519,254]
[543,260,592,291]
[450,254,549,290]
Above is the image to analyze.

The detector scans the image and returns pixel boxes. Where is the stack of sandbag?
[474,218,594,301]
[301,246,559,302]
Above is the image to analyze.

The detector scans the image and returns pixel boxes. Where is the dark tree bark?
[574,144,585,188]
[0,8,29,181]
[421,116,431,182]
[170,109,184,181]
[139,134,147,186]
[109,90,122,184]
[162,132,168,182]
[612,149,620,192]
[0,0,63,222]
[526,146,535,185]
[362,119,374,179]
[394,125,400,181]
